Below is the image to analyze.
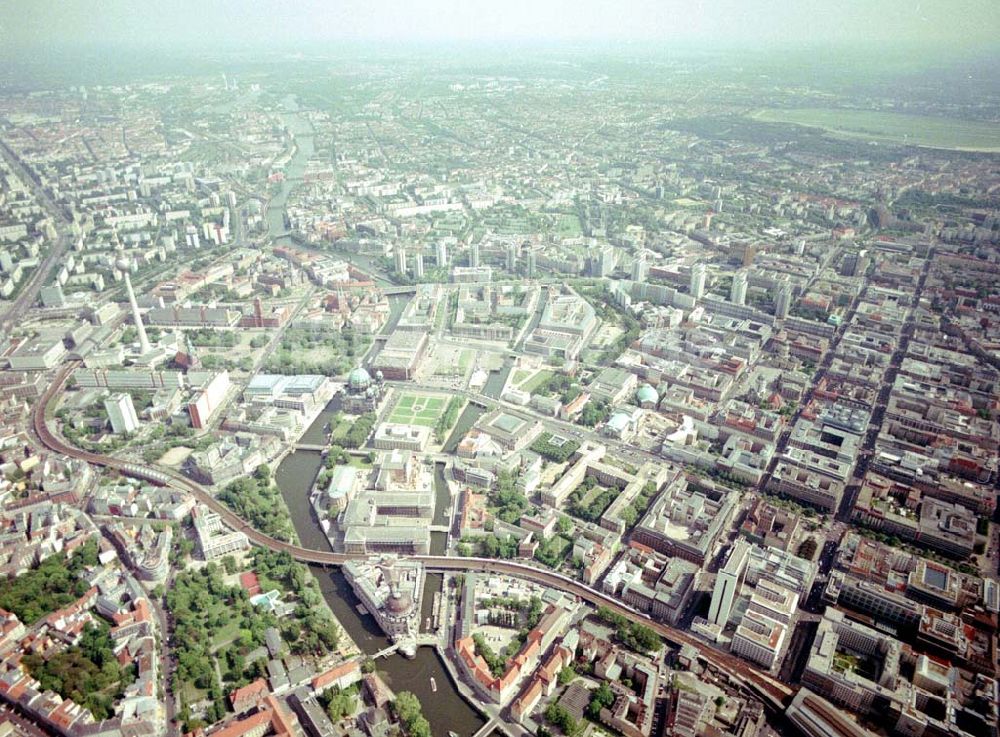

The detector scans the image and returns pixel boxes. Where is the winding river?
[267,96,486,737]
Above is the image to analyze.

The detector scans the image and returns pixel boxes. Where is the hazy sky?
[3,0,998,49]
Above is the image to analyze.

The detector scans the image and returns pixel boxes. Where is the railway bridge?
[34,364,795,713]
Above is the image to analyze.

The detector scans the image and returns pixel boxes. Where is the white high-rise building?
[436,241,448,267]
[730,271,748,306]
[592,246,615,277]
[708,538,750,626]
[526,250,537,278]
[185,225,201,248]
[506,243,517,273]
[104,392,139,434]
[470,242,480,268]
[775,282,792,319]
[413,252,424,279]
[394,246,407,275]
[631,254,648,283]
[690,263,706,299]
[188,371,231,430]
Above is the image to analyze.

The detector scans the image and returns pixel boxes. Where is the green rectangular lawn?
[388,392,450,427]
[521,370,554,393]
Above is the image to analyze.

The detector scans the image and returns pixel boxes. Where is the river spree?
[275,443,486,736]
[267,98,485,737]
[267,97,396,289]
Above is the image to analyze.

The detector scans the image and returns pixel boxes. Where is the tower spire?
[115,232,151,355]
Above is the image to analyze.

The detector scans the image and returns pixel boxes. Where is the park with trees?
[23,622,135,721]
[217,464,296,543]
[392,691,431,737]
[167,553,341,731]
[0,537,98,624]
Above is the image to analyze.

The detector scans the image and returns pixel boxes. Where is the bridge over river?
[35,363,799,715]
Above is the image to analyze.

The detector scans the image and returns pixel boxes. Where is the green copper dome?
[636,383,658,405]
[348,367,372,390]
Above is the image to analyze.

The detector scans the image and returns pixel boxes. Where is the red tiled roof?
[229,678,268,710]
[511,677,543,717]
[212,696,296,737]
[311,660,361,691]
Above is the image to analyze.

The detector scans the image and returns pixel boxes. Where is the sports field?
[388,393,448,427]
[750,108,1000,152]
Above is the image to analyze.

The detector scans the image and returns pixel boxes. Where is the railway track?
[32,362,795,711]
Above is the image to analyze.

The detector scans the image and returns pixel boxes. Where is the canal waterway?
[275,440,485,736]
[481,361,512,400]
[442,403,487,453]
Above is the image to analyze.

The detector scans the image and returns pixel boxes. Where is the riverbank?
[275,443,487,735]
[263,98,487,737]
[274,429,486,735]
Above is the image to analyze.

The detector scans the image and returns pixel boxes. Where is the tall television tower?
[115,235,151,355]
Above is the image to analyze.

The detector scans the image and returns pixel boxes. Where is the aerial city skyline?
[3,0,999,47]
[0,4,997,737]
